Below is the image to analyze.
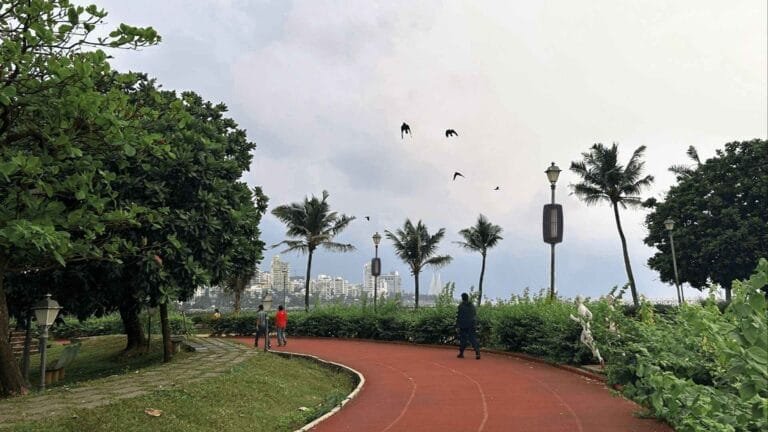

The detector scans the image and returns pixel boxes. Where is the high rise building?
[270,255,290,294]
[363,260,401,297]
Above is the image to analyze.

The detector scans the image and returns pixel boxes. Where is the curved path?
[234,337,671,432]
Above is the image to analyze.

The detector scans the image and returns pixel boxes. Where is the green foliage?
[645,140,768,300]
[608,259,768,431]
[385,219,452,308]
[49,312,190,339]
[569,143,655,307]
[455,214,503,306]
[271,191,355,312]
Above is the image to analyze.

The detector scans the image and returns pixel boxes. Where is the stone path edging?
[0,337,255,428]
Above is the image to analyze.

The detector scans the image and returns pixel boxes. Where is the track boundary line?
[379,363,418,432]
[432,362,488,432]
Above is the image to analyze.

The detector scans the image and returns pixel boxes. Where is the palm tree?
[570,143,654,307]
[455,214,504,307]
[385,219,452,308]
[271,191,355,311]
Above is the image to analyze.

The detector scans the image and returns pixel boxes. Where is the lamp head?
[372,232,382,246]
[545,162,561,184]
[664,218,675,231]
[33,294,61,327]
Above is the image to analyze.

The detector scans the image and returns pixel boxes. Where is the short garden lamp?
[33,294,61,391]
[263,293,274,312]
[664,218,683,305]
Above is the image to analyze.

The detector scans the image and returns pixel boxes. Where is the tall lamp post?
[372,232,382,311]
[544,162,562,300]
[32,294,61,391]
[664,218,684,305]
[283,271,288,309]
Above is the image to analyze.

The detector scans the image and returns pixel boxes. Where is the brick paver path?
[0,337,254,428]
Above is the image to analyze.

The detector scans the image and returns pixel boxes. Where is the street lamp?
[283,271,288,310]
[263,293,274,312]
[544,162,562,300]
[664,218,684,305]
[372,232,382,311]
[32,294,61,391]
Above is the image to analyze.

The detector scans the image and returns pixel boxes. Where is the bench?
[170,335,186,353]
[45,341,81,384]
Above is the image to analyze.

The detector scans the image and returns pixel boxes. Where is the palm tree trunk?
[414,270,420,309]
[612,202,639,307]
[478,252,487,307]
[304,251,314,312]
[0,263,28,396]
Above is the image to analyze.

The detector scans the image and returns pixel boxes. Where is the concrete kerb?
[269,350,365,432]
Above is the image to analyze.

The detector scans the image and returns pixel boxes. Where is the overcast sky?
[97,0,767,301]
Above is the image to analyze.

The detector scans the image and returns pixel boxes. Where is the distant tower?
[429,272,443,295]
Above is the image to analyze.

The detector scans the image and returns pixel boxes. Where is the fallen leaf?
[144,408,163,417]
[298,406,309,412]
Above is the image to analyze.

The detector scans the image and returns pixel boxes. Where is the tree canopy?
[644,139,767,301]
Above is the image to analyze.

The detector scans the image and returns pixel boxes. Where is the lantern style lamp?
[33,294,61,391]
[664,218,683,305]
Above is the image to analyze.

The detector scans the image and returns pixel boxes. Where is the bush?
[607,259,768,432]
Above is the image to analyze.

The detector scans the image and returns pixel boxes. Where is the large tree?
[570,143,654,307]
[271,191,355,312]
[456,214,503,307]
[644,140,767,301]
[386,219,452,309]
[0,1,158,396]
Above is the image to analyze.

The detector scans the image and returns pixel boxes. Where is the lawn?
[26,335,179,389]
[12,338,356,431]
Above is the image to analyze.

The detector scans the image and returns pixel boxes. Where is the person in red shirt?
[275,305,288,346]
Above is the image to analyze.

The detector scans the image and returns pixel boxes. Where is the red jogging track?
[232,337,672,432]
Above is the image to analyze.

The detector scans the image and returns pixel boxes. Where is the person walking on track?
[456,292,481,359]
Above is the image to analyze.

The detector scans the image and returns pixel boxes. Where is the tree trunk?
[119,296,146,352]
[233,286,241,315]
[159,302,172,363]
[21,311,32,382]
[477,252,487,307]
[414,270,420,309]
[304,251,314,312]
[612,202,639,307]
[0,264,28,397]
[725,286,732,303]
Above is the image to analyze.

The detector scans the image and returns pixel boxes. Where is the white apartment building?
[270,255,290,294]
[363,261,401,297]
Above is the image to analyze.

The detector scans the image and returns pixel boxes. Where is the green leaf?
[123,144,136,157]
[67,7,79,25]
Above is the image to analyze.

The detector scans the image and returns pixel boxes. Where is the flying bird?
[364,216,371,221]
[401,122,411,139]
[445,129,458,138]
[453,171,464,181]
[493,186,500,190]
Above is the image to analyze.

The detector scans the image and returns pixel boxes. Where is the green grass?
[26,335,179,389]
[13,352,356,432]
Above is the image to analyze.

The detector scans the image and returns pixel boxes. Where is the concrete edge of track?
[269,350,366,432]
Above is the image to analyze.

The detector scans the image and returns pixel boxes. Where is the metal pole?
[374,245,379,311]
[669,231,683,305]
[283,272,287,308]
[38,325,48,391]
[549,184,556,300]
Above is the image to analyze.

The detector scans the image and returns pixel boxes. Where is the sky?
[95,0,767,302]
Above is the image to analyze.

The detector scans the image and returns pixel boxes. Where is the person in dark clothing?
[456,292,481,359]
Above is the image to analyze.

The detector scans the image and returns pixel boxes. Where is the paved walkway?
[233,336,673,432]
[0,337,254,428]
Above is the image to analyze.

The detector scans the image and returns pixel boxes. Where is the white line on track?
[379,363,418,432]
[432,362,488,432]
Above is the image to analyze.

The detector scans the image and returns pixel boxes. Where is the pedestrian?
[213,308,221,320]
[254,304,270,351]
[275,305,288,346]
[456,292,481,359]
